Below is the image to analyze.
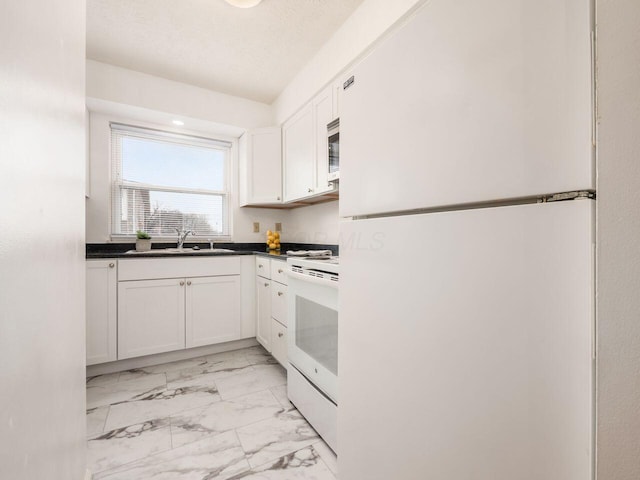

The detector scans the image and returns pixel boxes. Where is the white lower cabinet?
[186,275,241,348]
[86,260,117,365]
[255,257,288,367]
[256,276,272,351]
[88,256,254,364]
[118,278,186,359]
[114,257,246,361]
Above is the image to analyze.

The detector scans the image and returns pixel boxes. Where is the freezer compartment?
[340,0,594,218]
[338,200,594,480]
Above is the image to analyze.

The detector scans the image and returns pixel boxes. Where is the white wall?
[87,60,274,129]
[86,111,286,244]
[596,1,640,478]
[273,0,425,123]
[0,1,87,479]
[286,201,340,244]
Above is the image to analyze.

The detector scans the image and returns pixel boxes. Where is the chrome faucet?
[175,229,192,249]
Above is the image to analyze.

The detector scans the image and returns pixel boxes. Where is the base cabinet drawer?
[271,318,287,367]
[271,260,288,285]
[256,256,271,278]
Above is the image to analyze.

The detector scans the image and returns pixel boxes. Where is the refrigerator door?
[338,200,594,480]
[340,0,594,218]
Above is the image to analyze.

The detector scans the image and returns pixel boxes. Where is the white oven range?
[286,256,339,452]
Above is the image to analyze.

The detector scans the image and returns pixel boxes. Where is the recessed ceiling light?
[172,120,184,126]
[224,0,263,8]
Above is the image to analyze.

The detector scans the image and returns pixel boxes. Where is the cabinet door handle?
[277,291,283,296]
[278,269,283,273]
[179,281,185,286]
[278,332,284,338]
[264,283,269,287]
[308,187,313,193]
[187,280,192,286]
[277,196,281,201]
[109,263,115,268]
[258,264,263,268]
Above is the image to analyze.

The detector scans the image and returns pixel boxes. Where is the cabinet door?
[271,282,288,327]
[313,86,337,195]
[256,277,272,351]
[240,127,282,206]
[270,318,287,367]
[186,275,241,348]
[118,279,186,359]
[86,260,117,365]
[283,103,315,202]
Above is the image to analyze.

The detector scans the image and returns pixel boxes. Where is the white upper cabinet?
[239,127,282,206]
[283,103,315,202]
[340,0,594,218]
[283,85,339,203]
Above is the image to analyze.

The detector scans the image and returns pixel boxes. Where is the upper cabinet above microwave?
[283,84,339,204]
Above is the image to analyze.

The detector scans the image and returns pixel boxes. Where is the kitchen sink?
[163,248,235,253]
[127,248,235,254]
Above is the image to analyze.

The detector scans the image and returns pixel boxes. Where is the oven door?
[287,270,339,403]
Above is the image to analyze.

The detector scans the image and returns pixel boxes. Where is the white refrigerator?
[338,1,595,479]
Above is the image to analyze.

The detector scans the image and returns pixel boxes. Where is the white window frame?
[110,122,234,241]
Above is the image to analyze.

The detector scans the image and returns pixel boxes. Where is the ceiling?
[86,0,365,104]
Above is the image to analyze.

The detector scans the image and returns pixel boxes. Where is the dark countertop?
[87,249,256,259]
[86,242,338,260]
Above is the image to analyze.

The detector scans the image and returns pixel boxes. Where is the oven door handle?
[286,270,339,289]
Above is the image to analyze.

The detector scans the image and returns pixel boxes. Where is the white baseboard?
[86,338,259,377]
[85,468,92,480]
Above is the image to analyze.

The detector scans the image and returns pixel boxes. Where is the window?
[111,123,231,239]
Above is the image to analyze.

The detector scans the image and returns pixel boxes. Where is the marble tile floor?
[86,345,337,480]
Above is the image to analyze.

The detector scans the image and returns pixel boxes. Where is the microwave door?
[328,130,339,181]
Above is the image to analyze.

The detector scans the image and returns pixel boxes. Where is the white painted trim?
[86,338,258,377]
[85,468,92,480]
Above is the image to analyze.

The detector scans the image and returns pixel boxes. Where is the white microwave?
[327,118,339,182]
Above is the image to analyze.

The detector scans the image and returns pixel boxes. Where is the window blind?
[111,123,232,239]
